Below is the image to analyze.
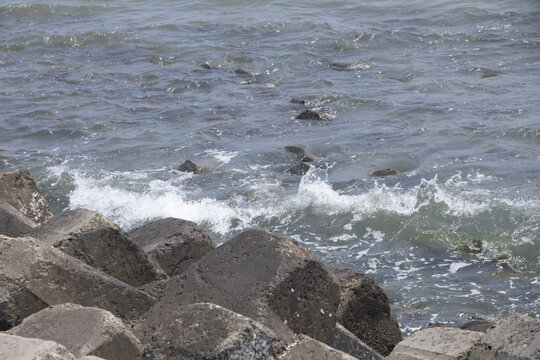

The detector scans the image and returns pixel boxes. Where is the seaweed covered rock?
[0,168,52,224]
[0,235,155,323]
[136,228,341,345]
[0,199,37,237]
[128,217,215,276]
[8,303,143,360]
[31,209,164,287]
[139,303,285,360]
[331,268,402,356]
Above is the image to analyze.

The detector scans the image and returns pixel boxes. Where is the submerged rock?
[0,168,52,224]
[296,109,331,121]
[329,62,353,71]
[0,235,155,323]
[128,217,215,276]
[135,228,341,346]
[7,303,143,360]
[386,327,482,360]
[291,97,307,105]
[284,145,317,162]
[0,333,76,360]
[331,268,402,356]
[141,303,286,360]
[467,313,540,360]
[0,199,37,237]
[287,163,310,175]
[176,160,212,174]
[370,169,401,177]
[31,209,164,287]
[234,68,252,75]
[460,319,496,333]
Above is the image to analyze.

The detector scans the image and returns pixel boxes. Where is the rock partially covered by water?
[0,333,76,360]
[331,268,402,356]
[296,109,331,121]
[0,169,52,224]
[136,228,341,345]
[291,97,307,105]
[284,145,318,162]
[128,217,215,276]
[139,302,286,360]
[287,162,311,175]
[0,274,48,331]
[387,327,483,360]
[467,313,540,360]
[7,303,143,360]
[280,334,358,360]
[370,169,401,177]
[31,209,164,287]
[176,160,212,174]
[0,199,37,237]
[0,235,156,323]
[234,68,252,75]
[460,319,496,333]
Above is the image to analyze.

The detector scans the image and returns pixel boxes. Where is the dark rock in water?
[331,268,402,356]
[460,319,496,333]
[176,160,212,174]
[128,217,215,277]
[287,163,310,175]
[31,209,165,287]
[0,333,77,360]
[7,303,143,360]
[332,323,383,360]
[140,303,286,360]
[0,168,52,224]
[0,235,156,323]
[329,62,352,71]
[0,199,36,237]
[296,109,330,121]
[135,228,341,346]
[467,313,540,360]
[0,274,48,331]
[200,63,213,69]
[284,145,317,162]
[291,97,306,105]
[234,68,251,75]
[456,239,483,254]
[370,169,401,177]
[386,327,482,360]
[281,334,358,360]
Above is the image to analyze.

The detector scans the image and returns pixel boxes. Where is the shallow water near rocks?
[1,0,539,334]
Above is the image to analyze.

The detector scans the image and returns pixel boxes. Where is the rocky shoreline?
[0,168,538,360]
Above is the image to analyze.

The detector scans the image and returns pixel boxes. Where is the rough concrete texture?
[136,228,341,345]
[8,303,143,360]
[0,199,37,237]
[139,302,286,360]
[0,333,76,360]
[0,273,48,330]
[279,335,358,360]
[0,235,155,322]
[31,209,164,286]
[128,217,215,276]
[386,327,483,360]
[0,168,52,224]
[467,313,540,360]
[332,323,383,360]
[331,268,402,356]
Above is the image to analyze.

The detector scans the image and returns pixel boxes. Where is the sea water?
[1,0,539,332]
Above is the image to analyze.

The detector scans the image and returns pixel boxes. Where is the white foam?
[203,149,239,165]
[449,262,471,273]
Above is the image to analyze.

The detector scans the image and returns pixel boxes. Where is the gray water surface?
[1,0,539,332]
